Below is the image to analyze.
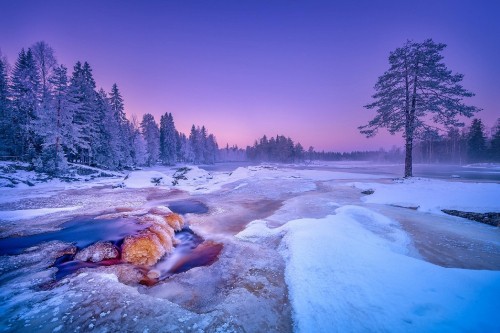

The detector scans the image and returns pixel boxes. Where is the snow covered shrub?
[33,147,68,176]
[151,176,163,185]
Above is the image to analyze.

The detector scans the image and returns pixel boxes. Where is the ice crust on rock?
[121,211,185,266]
[75,241,119,262]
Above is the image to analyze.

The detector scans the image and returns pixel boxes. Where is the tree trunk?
[405,136,413,177]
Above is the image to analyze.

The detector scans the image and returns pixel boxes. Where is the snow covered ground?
[352,177,500,214]
[0,162,499,332]
[238,206,500,332]
[0,206,82,222]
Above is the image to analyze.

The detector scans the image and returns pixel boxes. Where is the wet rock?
[147,269,161,279]
[165,213,184,231]
[442,209,500,227]
[75,241,119,262]
[148,205,172,215]
[96,264,147,285]
[121,230,166,266]
[98,207,186,267]
[55,245,77,257]
[148,224,174,252]
[390,204,419,210]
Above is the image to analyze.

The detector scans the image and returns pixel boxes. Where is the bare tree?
[31,41,57,94]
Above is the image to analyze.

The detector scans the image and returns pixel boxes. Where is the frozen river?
[201,161,500,181]
[0,162,499,332]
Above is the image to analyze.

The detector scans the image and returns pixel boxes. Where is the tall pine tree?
[140,113,160,166]
[159,112,177,165]
[69,61,99,164]
[360,39,480,177]
[109,83,132,166]
[467,118,487,162]
[10,48,41,160]
[0,56,11,156]
[490,119,500,162]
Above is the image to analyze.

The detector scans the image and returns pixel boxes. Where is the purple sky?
[1,0,499,151]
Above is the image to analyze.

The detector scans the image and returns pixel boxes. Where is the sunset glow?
[1,0,498,151]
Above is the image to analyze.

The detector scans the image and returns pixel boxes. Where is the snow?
[0,206,82,221]
[463,163,500,170]
[121,170,173,188]
[238,205,500,332]
[352,178,500,213]
[1,163,499,332]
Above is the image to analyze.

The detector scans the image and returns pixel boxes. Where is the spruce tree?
[69,61,98,164]
[159,112,177,165]
[467,118,487,162]
[188,125,199,164]
[109,83,132,166]
[0,56,11,156]
[10,48,41,160]
[490,119,500,162]
[140,113,160,166]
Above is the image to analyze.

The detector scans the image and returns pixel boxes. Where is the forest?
[1,42,499,176]
[0,42,218,175]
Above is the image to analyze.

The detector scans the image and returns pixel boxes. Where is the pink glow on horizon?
[1,1,498,152]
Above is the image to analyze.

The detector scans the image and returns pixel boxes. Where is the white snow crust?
[122,170,173,188]
[1,162,499,332]
[352,178,500,213]
[0,206,82,221]
[238,205,500,332]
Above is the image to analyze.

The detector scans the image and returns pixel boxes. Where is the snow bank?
[122,171,173,188]
[172,166,213,187]
[0,206,82,221]
[353,178,500,213]
[238,205,500,332]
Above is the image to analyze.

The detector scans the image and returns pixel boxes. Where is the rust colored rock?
[148,224,174,254]
[75,241,119,263]
[121,230,166,266]
[148,206,172,216]
[147,269,160,279]
[165,212,184,231]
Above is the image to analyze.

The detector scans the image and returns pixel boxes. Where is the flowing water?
[0,202,222,283]
[0,217,146,256]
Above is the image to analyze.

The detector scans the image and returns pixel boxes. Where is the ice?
[1,163,499,332]
[238,205,500,332]
[74,241,119,262]
[0,206,82,222]
[352,178,500,213]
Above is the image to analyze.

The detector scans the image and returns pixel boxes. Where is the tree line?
[0,42,218,175]
[413,117,500,164]
[246,135,305,163]
[245,116,500,164]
